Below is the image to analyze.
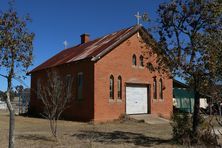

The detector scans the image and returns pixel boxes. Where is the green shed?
[173,80,195,113]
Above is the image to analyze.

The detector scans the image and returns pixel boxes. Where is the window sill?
[117,99,122,103]
[159,98,164,102]
[153,99,158,102]
[109,99,115,103]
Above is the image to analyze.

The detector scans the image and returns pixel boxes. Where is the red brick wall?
[29,60,94,121]
[94,33,173,122]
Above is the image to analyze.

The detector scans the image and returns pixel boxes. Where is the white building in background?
[200,98,208,109]
[0,100,7,110]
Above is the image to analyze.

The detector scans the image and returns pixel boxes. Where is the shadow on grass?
[17,134,55,142]
[72,130,172,147]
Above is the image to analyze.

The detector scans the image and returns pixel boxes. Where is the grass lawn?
[0,111,189,148]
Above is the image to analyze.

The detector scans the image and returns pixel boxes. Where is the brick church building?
[28,25,173,122]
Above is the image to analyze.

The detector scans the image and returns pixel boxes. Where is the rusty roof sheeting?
[29,25,141,73]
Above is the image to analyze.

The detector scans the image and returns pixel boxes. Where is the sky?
[0,0,168,91]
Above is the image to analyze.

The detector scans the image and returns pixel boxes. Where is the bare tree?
[39,70,73,138]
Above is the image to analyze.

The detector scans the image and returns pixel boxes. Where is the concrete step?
[129,114,170,124]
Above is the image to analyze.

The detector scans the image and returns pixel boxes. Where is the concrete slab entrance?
[129,114,170,124]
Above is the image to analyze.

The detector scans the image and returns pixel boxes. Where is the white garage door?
[126,85,148,114]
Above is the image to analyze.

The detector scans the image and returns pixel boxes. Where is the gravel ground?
[0,111,193,148]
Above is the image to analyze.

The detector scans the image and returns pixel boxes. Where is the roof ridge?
[47,25,138,59]
[70,25,136,49]
[28,25,141,74]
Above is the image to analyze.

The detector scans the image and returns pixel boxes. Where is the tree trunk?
[192,76,200,135]
[5,76,15,148]
[209,99,212,115]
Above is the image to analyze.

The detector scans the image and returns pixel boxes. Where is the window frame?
[109,75,114,100]
[117,76,122,99]
[65,74,73,99]
[77,72,83,100]
[36,79,41,99]
[139,55,144,67]
[159,78,163,100]
[153,78,157,100]
[132,54,137,66]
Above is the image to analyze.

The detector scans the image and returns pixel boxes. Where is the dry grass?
[0,111,181,148]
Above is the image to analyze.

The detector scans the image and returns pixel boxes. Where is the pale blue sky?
[0,0,169,91]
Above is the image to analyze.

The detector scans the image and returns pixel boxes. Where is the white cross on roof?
[63,40,68,49]
[135,12,142,25]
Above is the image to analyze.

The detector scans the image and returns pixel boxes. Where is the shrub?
[171,112,192,146]
[197,116,218,146]
[171,112,218,146]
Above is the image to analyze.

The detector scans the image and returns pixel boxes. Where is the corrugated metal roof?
[29,25,141,73]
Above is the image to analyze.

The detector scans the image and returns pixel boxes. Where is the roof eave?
[27,57,92,74]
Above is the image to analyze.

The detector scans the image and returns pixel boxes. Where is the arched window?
[37,79,41,99]
[159,79,163,99]
[132,54,137,66]
[153,78,157,99]
[140,55,144,67]
[110,75,114,99]
[77,72,84,100]
[117,76,122,99]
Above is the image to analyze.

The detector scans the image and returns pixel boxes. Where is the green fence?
[173,88,194,113]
